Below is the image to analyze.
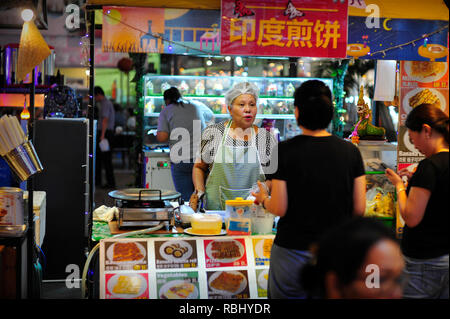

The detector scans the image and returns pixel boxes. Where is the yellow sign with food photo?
[252,237,273,266]
[401,61,449,87]
[401,87,448,118]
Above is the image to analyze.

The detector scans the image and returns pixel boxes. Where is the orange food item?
[210,272,244,293]
[409,89,440,109]
[211,240,241,260]
[262,239,273,258]
[410,61,445,78]
[113,242,144,262]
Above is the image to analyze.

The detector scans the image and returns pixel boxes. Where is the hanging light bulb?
[21,97,30,120]
[21,9,34,22]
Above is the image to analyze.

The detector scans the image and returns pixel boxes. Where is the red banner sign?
[220,0,348,58]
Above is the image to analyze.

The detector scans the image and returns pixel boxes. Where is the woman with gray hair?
[190,82,278,210]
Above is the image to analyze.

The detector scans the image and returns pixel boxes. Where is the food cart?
[82,0,448,300]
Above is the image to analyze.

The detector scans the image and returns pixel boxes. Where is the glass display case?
[142,75,333,142]
[359,143,399,233]
[357,143,398,172]
[364,172,397,231]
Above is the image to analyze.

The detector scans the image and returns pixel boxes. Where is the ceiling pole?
[87,7,95,252]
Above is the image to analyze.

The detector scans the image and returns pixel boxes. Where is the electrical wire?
[36,244,46,271]
[99,10,213,55]
[80,222,165,299]
[368,25,448,58]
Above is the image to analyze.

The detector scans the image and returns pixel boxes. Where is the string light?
[367,25,447,58]
[97,9,447,60]
[20,97,30,120]
[100,10,212,55]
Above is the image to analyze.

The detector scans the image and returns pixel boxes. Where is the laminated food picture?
[409,88,441,109]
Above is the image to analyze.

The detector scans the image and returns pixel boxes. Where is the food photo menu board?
[398,60,449,172]
[99,236,274,299]
[395,60,449,239]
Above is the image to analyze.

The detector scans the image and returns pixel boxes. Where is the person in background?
[94,86,116,189]
[126,107,136,131]
[252,80,366,299]
[191,99,215,127]
[157,87,214,202]
[191,82,278,211]
[113,103,126,133]
[385,103,449,299]
[301,217,405,299]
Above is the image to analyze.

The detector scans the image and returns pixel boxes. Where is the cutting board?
[108,220,184,235]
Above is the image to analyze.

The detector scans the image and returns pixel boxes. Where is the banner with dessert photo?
[399,60,449,131]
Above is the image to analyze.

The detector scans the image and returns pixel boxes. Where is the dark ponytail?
[405,103,449,145]
[163,87,184,107]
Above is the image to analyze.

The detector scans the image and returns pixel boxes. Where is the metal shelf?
[144,94,295,100]
[144,112,295,120]
[357,143,397,151]
[0,86,50,94]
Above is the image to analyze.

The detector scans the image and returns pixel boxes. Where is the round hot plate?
[108,188,181,202]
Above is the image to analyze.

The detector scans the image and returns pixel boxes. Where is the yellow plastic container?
[225,197,253,235]
[190,213,223,235]
[225,197,254,207]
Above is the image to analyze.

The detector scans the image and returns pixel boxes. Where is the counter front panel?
[99,235,274,299]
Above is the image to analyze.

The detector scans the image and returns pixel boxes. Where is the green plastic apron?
[204,121,265,210]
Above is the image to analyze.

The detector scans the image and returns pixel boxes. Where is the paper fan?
[17,21,51,82]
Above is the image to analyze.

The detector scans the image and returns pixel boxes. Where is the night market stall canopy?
[86,0,448,21]
[86,0,449,61]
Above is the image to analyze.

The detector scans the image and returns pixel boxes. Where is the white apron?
[204,121,265,210]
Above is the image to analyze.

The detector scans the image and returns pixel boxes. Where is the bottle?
[285,82,295,97]
[267,81,277,96]
[213,82,223,95]
[161,82,171,93]
[195,81,205,95]
[112,80,117,100]
[179,80,189,95]
[146,80,154,95]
